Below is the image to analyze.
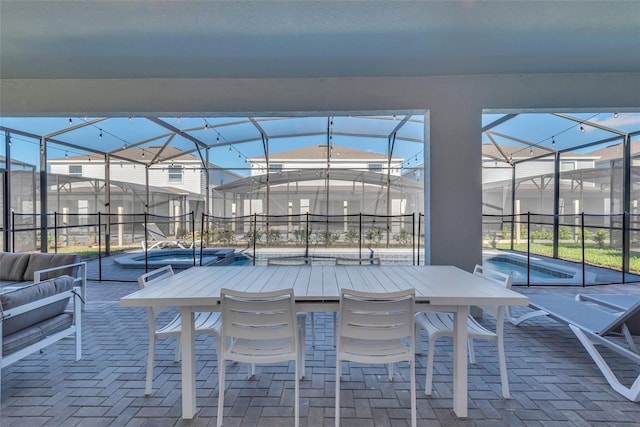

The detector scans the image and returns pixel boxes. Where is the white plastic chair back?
[221,288,298,354]
[267,257,310,266]
[334,257,381,266]
[473,264,512,319]
[138,265,174,322]
[218,288,299,427]
[338,288,414,345]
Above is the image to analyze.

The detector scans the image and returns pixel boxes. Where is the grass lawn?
[489,241,640,274]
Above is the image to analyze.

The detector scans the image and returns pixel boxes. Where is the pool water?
[484,255,575,280]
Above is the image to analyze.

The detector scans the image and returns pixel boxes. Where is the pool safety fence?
[483,212,640,286]
[5,211,425,281]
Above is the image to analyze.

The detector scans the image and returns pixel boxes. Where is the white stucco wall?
[1,73,639,270]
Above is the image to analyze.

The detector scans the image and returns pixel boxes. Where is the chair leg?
[145,335,155,396]
[311,312,316,347]
[335,360,341,427]
[410,359,417,427]
[217,360,226,427]
[298,323,306,379]
[496,336,510,399]
[425,336,436,395]
[295,359,300,427]
[468,338,476,364]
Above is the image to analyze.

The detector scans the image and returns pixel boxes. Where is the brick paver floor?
[2,279,640,426]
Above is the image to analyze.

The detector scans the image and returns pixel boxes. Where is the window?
[560,161,576,171]
[269,163,283,173]
[168,165,183,183]
[368,163,383,173]
[69,165,82,176]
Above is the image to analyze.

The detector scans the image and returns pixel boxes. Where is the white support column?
[117,206,124,247]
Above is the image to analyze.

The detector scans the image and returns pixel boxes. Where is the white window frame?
[69,165,83,176]
[168,164,183,183]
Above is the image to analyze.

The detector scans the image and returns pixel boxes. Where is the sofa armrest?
[34,262,87,310]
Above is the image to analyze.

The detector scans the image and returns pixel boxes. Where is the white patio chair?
[138,265,222,396]
[334,256,381,265]
[217,288,301,427]
[335,288,416,427]
[331,257,381,344]
[267,257,314,356]
[414,264,512,398]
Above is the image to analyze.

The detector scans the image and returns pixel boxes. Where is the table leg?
[180,307,197,419]
[452,306,469,418]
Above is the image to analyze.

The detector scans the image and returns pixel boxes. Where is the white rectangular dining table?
[120,265,528,419]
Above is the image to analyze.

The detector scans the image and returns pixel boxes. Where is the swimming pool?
[483,252,585,284]
[114,248,243,269]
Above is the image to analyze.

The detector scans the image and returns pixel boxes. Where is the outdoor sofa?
[1,275,82,370]
[0,252,87,308]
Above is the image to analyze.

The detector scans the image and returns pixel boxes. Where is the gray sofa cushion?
[0,252,30,282]
[0,276,74,337]
[2,313,73,356]
[22,253,80,282]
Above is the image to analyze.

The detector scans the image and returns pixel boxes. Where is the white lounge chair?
[141,222,197,250]
[511,294,640,401]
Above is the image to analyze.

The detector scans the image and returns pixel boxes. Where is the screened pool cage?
[482,112,640,286]
[3,112,640,286]
[0,115,425,266]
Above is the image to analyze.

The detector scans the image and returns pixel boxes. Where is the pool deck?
[2,278,640,426]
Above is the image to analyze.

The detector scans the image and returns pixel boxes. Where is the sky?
[2,112,640,174]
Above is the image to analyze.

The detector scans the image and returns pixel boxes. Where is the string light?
[128,116,132,122]
[141,149,145,158]
[614,112,619,118]
[176,117,180,123]
[552,137,556,147]
[204,123,209,130]
[530,147,534,156]
[580,123,585,133]
[228,146,232,152]
[65,151,68,159]
[68,118,72,127]
[99,129,103,140]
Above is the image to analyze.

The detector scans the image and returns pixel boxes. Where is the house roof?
[50,146,202,164]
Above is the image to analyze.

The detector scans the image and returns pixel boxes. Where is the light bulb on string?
[128,116,132,122]
[614,112,619,118]
[68,118,72,127]
[65,151,68,159]
[552,137,556,147]
[580,124,585,133]
[99,130,103,140]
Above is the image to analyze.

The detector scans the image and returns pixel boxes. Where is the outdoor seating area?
[1,276,640,425]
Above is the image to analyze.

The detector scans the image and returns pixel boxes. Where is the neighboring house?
[211,144,419,220]
[47,146,241,221]
[481,142,640,221]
